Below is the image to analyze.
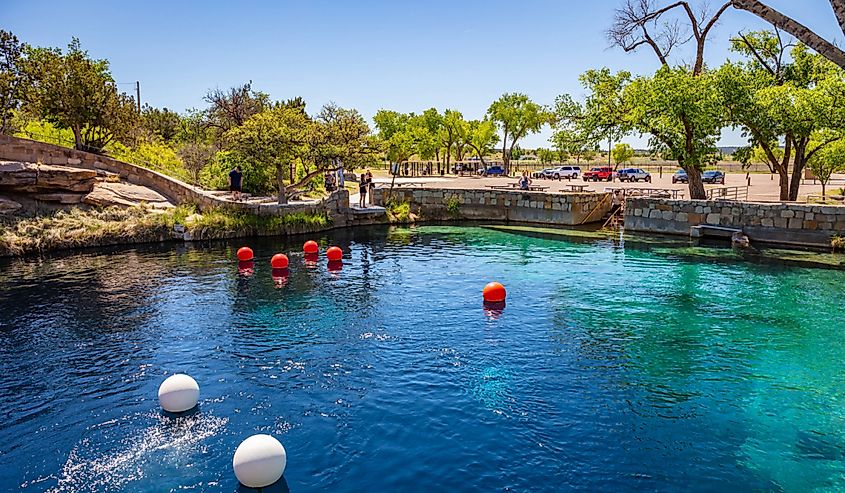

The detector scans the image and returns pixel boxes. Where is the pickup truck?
[582,167,615,182]
[617,168,652,182]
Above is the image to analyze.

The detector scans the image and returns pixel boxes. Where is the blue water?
[1,225,844,492]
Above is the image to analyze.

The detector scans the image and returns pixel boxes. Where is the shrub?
[200,151,276,196]
[833,235,845,252]
[108,139,192,183]
[385,199,411,223]
[446,196,461,218]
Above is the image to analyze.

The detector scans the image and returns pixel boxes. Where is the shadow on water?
[236,476,291,493]
[482,223,845,270]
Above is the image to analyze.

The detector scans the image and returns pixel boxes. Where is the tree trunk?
[789,157,805,201]
[686,167,707,200]
[822,181,827,198]
[277,165,287,204]
[72,126,83,151]
[777,168,790,201]
[731,0,845,70]
[501,130,509,172]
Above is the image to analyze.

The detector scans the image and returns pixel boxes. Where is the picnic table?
[564,184,589,192]
[604,187,685,199]
[485,184,549,192]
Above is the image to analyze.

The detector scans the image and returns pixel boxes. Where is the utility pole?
[135,81,141,112]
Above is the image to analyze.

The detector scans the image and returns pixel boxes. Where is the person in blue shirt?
[228,166,243,201]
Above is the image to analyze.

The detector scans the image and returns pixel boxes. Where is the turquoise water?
[0,225,844,492]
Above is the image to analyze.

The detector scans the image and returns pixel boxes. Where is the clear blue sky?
[2,0,841,148]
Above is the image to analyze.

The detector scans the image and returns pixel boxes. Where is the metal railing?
[706,186,749,201]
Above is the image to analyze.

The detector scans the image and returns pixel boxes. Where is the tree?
[142,105,181,142]
[0,30,24,134]
[537,148,556,164]
[608,0,732,198]
[416,108,443,166]
[374,110,419,190]
[807,133,845,197]
[225,106,312,204]
[718,37,845,200]
[204,82,269,135]
[465,119,499,166]
[487,93,550,172]
[23,38,138,152]
[612,143,635,166]
[310,102,375,175]
[440,109,465,172]
[730,0,845,70]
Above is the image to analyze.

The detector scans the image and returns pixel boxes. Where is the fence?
[705,186,749,201]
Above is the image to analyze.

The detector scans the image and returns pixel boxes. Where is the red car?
[582,167,615,182]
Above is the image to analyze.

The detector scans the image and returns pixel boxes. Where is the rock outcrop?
[0,161,97,195]
[0,196,22,214]
[83,182,171,208]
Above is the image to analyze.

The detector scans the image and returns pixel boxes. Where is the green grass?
[0,205,333,256]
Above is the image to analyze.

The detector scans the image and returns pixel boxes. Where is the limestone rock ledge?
[0,161,97,193]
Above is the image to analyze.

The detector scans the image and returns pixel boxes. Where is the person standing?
[365,169,374,205]
[358,172,368,208]
[228,165,243,201]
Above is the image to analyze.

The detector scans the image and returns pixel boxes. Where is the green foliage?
[487,93,550,166]
[374,110,416,164]
[108,138,192,183]
[445,196,461,218]
[465,119,499,163]
[187,207,330,238]
[385,198,412,223]
[807,136,845,195]
[200,150,275,195]
[14,117,75,146]
[22,38,138,151]
[611,143,635,165]
[141,105,181,142]
[536,147,555,164]
[0,30,24,134]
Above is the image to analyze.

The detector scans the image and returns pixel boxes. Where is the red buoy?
[482,282,506,303]
[237,247,254,262]
[303,240,319,255]
[270,253,289,269]
[326,246,343,262]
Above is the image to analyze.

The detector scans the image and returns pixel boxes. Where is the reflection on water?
[1,224,845,492]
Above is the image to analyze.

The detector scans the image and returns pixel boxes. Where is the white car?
[617,168,652,182]
[543,166,581,180]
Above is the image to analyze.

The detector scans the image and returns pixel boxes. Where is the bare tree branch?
[732,0,845,70]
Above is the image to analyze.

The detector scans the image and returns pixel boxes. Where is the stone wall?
[372,187,611,225]
[625,197,845,247]
[0,134,227,209]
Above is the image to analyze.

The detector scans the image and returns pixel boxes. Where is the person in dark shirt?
[228,166,243,201]
[358,173,368,208]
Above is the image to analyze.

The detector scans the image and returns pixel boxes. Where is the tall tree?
[0,30,24,134]
[612,143,636,166]
[730,0,845,70]
[440,109,465,171]
[807,133,845,197]
[718,37,845,200]
[608,0,731,198]
[141,105,181,142]
[225,106,312,204]
[23,38,138,152]
[487,93,549,172]
[465,119,499,166]
[204,82,269,134]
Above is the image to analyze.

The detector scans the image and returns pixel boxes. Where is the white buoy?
[233,434,287,488]
[157,374,199,413]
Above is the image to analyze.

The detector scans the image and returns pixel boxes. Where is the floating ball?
[482,282,507,303]
[233,434,287,488]
[303,240,319,255]
[237,247,254,262]
[270,253,289,269]
[158,374,200,413]
[326,246,343,262]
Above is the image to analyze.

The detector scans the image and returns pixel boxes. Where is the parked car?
[582,166,615,182]
[617,168,652,182]
[702,170,726,184]
[482,165,507,177]
[672,169,688,184]
[543,165,581,180]
[534,167,556,179]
